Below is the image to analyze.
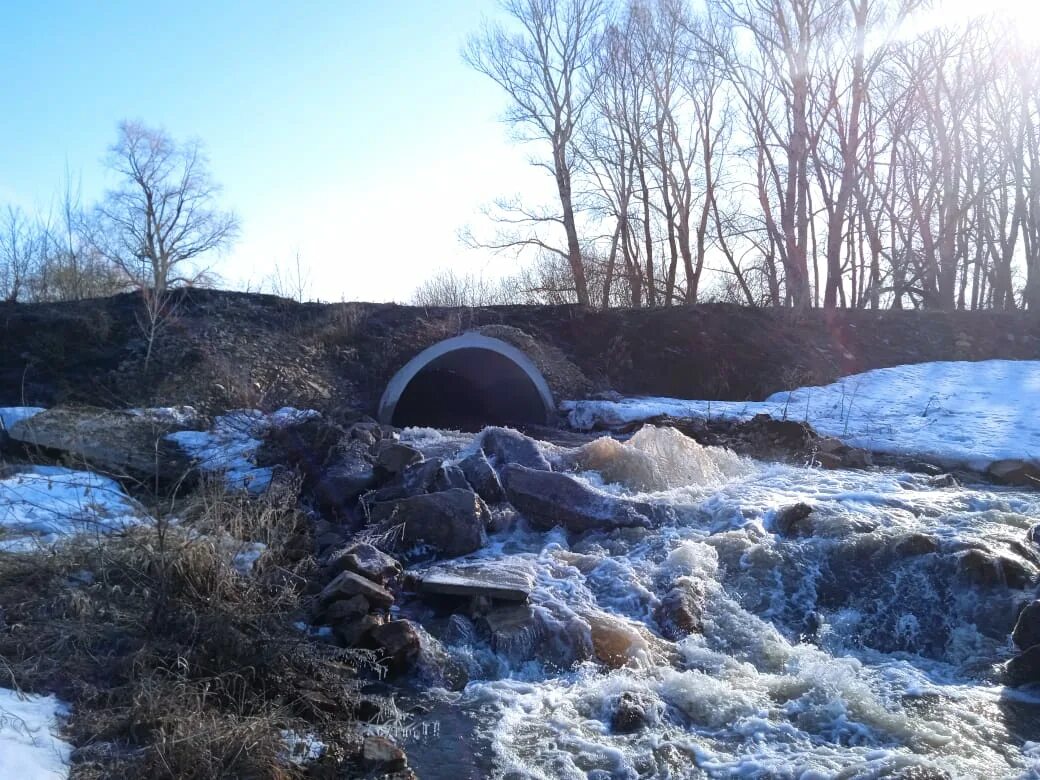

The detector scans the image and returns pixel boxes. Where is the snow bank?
[0,688,71,778]
[0,407,45,430]
[564,360,1040,471]
[166,408,317,493]
[0,466,143,550]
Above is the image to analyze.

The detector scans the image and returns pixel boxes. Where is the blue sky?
[0,1,546,301]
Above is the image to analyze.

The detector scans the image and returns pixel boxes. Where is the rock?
[367,457,470,503]
[255,416,343,473]
[1005,644,1040,687]
[414,634,469,691]
[585,612,652,669]
[348,419,396,444]
[458,449,505,504]
[311,440,379,512]
[750,414,813,447]
[375,441,424,475]
[988,459,1040,488]
[319,570,394,610]
[327,542,402,586]
[321,594,370,625]
[479,427,552,471]
[334,612,384,647]
[8,407,194,484]
[411,562,532,602]
[956,549,1037,590]
[654,579,706,639]
[314,530,345,553]
[610,691,650,734]
[370,619,422,671]
[476,604,541,656]
[1029,524,1040,547]
[1013,600,1040,651]
[368,488,490,560]
[362,735,407,771]
[891,533,940,557]
[773,503,814,537]
[501,464,651,534]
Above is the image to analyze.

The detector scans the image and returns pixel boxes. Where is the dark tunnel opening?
[389,347,551,431]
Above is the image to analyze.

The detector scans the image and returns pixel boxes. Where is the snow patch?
[166,408,318,493]
[0,466,144,550]
[0,688,71,778]
[0,407,45,430]
[565,360,1040,471]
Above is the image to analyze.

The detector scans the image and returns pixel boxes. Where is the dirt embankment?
[2,289,1039,415]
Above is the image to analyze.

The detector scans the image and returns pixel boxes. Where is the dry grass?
[0,478,383,779]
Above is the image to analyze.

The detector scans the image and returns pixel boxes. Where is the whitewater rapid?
[397,426,1040,779]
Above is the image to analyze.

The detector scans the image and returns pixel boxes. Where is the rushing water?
[396,427,1040,779]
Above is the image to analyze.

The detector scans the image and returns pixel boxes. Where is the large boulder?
[1013,600,1040,651]
[368,488,490,560]
[501,464,651,534]
[479,427,552,471]
[955,548,1038,589]
[988,459,1040,488]
[8,407,195,484]
[365,457,469,504]
[310,439,380,513]
[1005,645,1040,687]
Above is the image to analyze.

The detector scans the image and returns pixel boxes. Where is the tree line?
[0,121,238,305]
[453,0,1040,311]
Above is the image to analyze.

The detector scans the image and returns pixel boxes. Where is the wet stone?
[611,691,650,734]
[362,735,407,771]
[458,449,505,504]
[479,426,552,471]
[367,488,490,560]
[326,542,402,586]
[502,464,651,534]
[321,594,370,625]
[654,579,706,640]
[410,562,533,602]
[319,570,395,610]
[773,503,814,537]
[1013,600,1040,651]
[370,619,422,672]
[375,441,424,475]
[1005,644,1040,687]
[891,533,940,558]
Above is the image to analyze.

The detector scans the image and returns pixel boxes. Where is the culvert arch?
[377,333,557,430]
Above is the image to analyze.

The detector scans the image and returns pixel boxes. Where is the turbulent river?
[392,426,1040,779]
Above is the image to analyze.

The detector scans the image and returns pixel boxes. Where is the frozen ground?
[565,359,1040,471]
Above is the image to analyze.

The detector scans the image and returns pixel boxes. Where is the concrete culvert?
[378,334,556,431]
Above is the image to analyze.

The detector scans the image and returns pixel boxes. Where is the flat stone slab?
[411,562,533,602]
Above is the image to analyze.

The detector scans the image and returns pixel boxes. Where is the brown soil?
[2,289,1038,416]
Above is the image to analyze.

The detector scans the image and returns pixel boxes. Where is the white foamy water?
[403,427,1040,779]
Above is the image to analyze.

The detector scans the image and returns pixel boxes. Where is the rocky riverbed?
[3,403,1040,778]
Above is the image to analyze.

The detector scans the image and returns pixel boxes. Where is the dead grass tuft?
[0,479,381,779]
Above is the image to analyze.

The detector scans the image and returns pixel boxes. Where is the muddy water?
[398,427,1040,779]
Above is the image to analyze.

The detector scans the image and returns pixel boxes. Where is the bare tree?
[94,121,238,294]
[92,121,238,367]
[466,0,608,306]
[0,207,42,302]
